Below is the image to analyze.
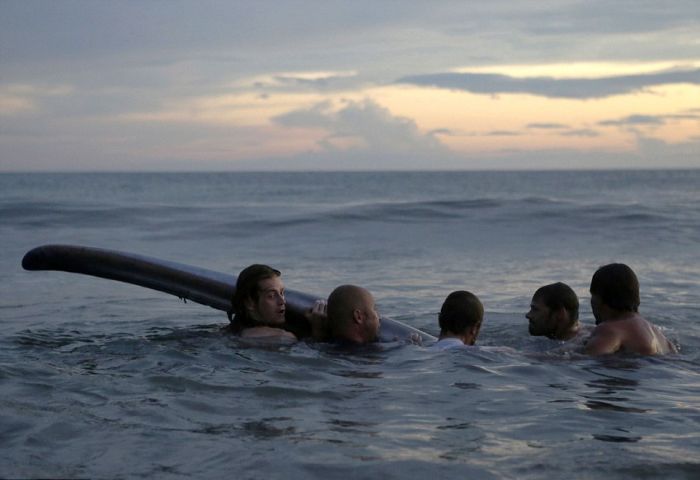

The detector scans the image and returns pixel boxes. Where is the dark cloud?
[523,1,700,35]
[527,123,567,129]
[396,68,700,99]
[599,114,665,127]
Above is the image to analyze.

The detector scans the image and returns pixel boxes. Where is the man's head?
[326,285,380,344]
[439,290,483,345]
[527,282,579,339]
[590,263,640,323]
[232,264,285,329]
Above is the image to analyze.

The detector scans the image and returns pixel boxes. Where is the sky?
[1,0,699,171]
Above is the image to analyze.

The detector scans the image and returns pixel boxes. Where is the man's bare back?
[584,313,676,355]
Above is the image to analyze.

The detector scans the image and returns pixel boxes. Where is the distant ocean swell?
[3,196,695,237]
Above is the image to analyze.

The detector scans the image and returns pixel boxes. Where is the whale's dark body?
[22,244,435,343]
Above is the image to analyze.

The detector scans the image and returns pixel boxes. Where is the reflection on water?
[335,370,383,379]
[452,382,480,390]
[242,418,296,439]
[593,432,642,443]
[585,400,648,413]
[436,421,473,431]
[3,312,699,479]
[582,365,641,405]
[576,362,668,445]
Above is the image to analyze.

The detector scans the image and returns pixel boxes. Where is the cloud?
[1,2,699,171]
[270,71,360,90]
[598,111,700,128]
[521,1,700,35]
[527,123,567,129]
[226,134,700,171]
[428,128,455,136]
[523,123,602,137]
[0,94,36,115]
[0,83,74,116]
[666,113,700,120]
[633,135,700,167]
[486,130,522,137]
[272,98,448,157]
[396,68,700,99]
[561,129,600,137]
[598,115,666,127]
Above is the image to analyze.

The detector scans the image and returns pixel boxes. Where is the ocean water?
[1,170,699,479]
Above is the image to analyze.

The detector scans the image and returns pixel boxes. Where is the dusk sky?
[1,1,699,171]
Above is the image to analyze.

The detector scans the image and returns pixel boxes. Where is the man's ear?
[352,308,364,325]
[467,323,481,343]
[554,307,567,320]
[553,307,572,327]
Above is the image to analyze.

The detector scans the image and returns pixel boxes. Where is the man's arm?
[584,324,622,355]
[305,299,329,341]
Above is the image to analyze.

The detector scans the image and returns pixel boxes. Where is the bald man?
[307,285,380,344]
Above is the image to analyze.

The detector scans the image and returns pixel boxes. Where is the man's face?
[360,293,380,342]
[526,296,556,337]
[248,276,286,326]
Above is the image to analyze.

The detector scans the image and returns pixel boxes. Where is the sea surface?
[1,170,699,479]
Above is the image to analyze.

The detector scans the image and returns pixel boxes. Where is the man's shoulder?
[591,321,621,335]
[432,338,466,350]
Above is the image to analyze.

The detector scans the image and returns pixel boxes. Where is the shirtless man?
[526,282,581,341]
[308,285,380,344]
[433,290,483,350]
[584,263,676,355]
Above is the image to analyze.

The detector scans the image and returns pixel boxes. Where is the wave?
[3,194,697,243]
[218,196,693,232]
[0,201,203,230]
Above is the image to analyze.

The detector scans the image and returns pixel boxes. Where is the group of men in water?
[228,262,676,356]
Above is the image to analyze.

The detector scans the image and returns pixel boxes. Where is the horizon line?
[1,166,698,174]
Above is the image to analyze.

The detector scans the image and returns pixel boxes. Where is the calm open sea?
[1,171,699,479]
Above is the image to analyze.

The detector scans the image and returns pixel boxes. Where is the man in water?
[229,264,297,342]
[432,290,484,350]
[308,285,380,344]
[584,263,676,355]
[526,282,581,341]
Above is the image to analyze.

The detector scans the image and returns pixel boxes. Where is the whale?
[22,244,436,343]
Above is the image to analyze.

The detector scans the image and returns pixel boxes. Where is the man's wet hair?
[438,290,483,335]
[590,263,640,312]
[230,264,281,332]
[533,282,579,321]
